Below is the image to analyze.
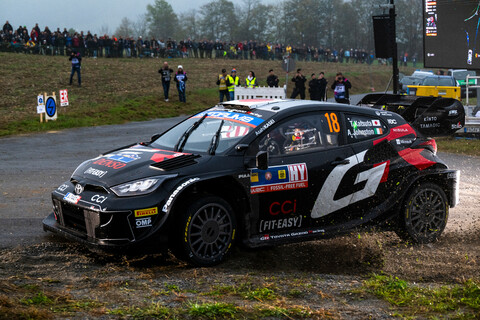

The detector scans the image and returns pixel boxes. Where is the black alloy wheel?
[175,196,236,266]
[396,182,449,244]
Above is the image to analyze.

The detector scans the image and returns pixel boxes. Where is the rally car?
[43,95,464,266]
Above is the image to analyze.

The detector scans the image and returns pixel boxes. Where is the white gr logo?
[311,150,387,218]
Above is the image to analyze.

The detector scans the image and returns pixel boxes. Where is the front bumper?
[45,185,170,248]
[43,205,137,248]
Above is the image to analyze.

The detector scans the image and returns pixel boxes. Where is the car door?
[246,111,359,240]
[337,112,393,222]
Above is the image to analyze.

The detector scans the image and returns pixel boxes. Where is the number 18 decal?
[324,112,340,133]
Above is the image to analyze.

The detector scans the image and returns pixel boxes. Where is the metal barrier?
[407,85,461,100]
[459,105,480,134]
[235,85,286,100]
[465,74,480,105]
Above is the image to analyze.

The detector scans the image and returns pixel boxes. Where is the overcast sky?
[2,0,275,35]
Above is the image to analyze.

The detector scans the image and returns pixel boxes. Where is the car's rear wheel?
[172,196,236,267]
[396,182,449,244]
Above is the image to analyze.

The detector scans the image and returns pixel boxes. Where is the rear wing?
[357,94,465,137]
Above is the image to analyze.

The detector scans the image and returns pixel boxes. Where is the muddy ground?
[0,119,479,319]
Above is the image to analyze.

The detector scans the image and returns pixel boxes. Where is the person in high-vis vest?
[217,68,232,102]
[245,71,258,88]
[228,68,240,100]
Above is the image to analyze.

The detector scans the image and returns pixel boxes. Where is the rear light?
[419,139,437,154]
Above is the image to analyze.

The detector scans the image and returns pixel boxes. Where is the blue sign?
[46,97,56,117]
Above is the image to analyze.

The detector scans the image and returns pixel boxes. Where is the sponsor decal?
[451,122,463,129]
[63,192,81,204]
[193,111,264,127]
[57,184,68,192]
[136,217,152,228]
[74,184,84,195]
[260,228,325,241]
[259,216,302,232]
[134,207,158,218]
[269,200,297,215]
[93,158,126,170]
[376,111,393,116]
[371,119,381,126]
[84,167,108,178]
[162,178,200,213]
[396,139,413,145]
[265,172,272,181]
[238,173,250,179]
[420,123,441,129]
[106,152,141,163]
[374,124,417,145]
[221,125,250,138]
[387,118,397,125]
[312,150,387,218]
[251,163,308,194]
[449,109,458,116]
[91,195,107,204]
[423,116,438,122]
[222,108,264,118]
[255,119,275,136]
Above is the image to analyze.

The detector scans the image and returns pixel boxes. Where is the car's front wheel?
[172,196,236,267]
[396,182,449,244]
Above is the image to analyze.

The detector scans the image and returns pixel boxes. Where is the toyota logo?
[74,184,84,195]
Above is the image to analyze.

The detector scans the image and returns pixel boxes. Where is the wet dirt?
[0,120,479,319]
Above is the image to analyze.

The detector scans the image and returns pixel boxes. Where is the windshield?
[151,111,262,154]
[453,71,475,80]
[400,77,416,85]
[422,77,454,86]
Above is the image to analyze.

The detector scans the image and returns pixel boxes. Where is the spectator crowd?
[2,20,379,64]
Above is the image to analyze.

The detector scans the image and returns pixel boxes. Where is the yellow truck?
[407,75,461,101]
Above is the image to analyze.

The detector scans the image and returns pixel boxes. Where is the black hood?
[72,144,201,186]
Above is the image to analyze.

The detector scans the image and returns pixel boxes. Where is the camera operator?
[290,68,306,99]
[331,72,351,104]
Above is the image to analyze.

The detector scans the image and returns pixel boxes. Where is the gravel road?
[0,117,479,319]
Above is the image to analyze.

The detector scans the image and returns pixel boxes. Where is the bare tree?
[132,14,148,38]
[99,24,109,36]
[178,10,198,40]
[396,0,423,59]
[115,17,134,38]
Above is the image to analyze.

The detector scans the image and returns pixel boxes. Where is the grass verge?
[354,274,480,319]
[0,52,398,137]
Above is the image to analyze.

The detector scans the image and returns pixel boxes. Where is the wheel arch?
[164,176,251,239]
[400,170,454,208]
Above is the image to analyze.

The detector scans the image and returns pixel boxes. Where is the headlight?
[110,175,176,197]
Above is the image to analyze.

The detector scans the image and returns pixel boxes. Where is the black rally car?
[43,95,464,266]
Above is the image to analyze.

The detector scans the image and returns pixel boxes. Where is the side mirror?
[235,144,249,152]
[256,151,268,170]
[150,134,161,142]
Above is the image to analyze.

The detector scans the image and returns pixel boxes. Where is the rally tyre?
[174,196,236,267]
[396,182,449,244]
